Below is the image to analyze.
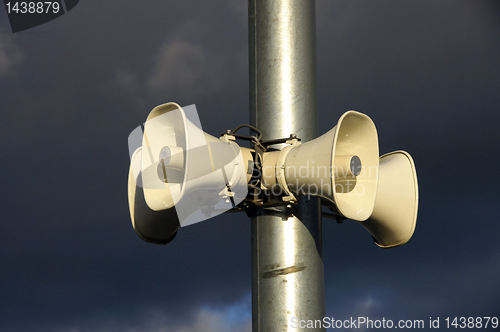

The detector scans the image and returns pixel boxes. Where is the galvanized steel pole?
[249,0,325,331]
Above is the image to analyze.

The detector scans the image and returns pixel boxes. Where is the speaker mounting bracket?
[218,125,310,213]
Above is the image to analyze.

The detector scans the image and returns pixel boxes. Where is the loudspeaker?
[138,103,252,226]
[360,151,418,248]
[261,111,379,221]
[128,147,179,244]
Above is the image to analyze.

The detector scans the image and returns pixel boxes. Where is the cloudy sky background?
[1,0,499,331]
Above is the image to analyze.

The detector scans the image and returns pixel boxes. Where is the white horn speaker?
[139,103,252,226]
[262,111,379,221]
[128,147,179,244]
[360,150,418,248]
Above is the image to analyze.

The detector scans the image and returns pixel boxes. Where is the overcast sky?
[1,0,499,331]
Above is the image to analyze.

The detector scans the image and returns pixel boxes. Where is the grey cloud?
[147,39,219,98]
[0,33,23,76]
[48,304,252,332]
[132,20,246,102]
[1,1,499,331]
[36,291,252,332]
[167,307,251,332]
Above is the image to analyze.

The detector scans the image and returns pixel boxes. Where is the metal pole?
[249,0,325,331]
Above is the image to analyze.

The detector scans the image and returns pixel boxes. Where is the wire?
[231,124,263,141]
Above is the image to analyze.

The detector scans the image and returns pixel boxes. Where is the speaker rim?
[141,102,189,210]
[128,147,180,244]
[373,150,418,248]
[331,110,379,221]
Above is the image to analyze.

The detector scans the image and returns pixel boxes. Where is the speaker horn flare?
[261,110,379,221]
[360,150,419,248]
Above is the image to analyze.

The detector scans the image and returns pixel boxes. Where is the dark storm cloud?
[0,0,499,331]
[1,1,251,331]
[316,0,500,328]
